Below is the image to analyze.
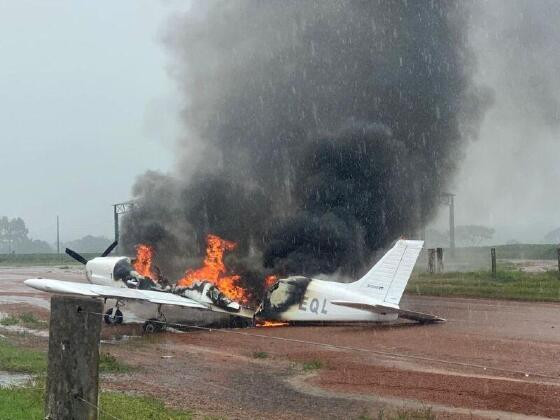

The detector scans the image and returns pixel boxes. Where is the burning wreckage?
[25,234,444,330]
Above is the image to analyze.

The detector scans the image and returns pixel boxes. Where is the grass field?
[0,337,185,419]
[0,339,46,374]
[0,385,194,420]
[407,270,560,301]
[0,339,131,374]
[0,313,48,330]
[0,253,99,267]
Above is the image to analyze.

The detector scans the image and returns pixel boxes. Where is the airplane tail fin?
[349,239,423,305]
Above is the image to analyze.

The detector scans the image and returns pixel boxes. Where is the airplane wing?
[330,300,445,323]
[24,278,207,310]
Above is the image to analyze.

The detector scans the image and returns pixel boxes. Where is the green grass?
[99,393,192,419]
[0,340,46,374]
[407,270,560,301]
[0,340,131,374]
[0,315,20,326]
[0,385,193,420]
[302,359,323,371]
[99,352,132,373]
[0,253,98,267]
[252,351,268,359]
[0,313,48,330]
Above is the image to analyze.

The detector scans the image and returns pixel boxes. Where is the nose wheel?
[104,307,123,325]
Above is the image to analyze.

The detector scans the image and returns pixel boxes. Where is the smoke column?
[122,1,489,285]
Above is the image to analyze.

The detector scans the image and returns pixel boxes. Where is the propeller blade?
[101,241,118,257]
[65,248,88,265]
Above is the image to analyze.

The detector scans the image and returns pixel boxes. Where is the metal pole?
[56,216,60,256]
[491,247,496,277]
[449,195,455,252]
[113,205,119,254]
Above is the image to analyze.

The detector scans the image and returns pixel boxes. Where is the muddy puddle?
[0,312,49,337]
[0,372,33,388]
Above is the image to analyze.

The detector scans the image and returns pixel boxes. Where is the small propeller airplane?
[24,242,254,332]
[255,239,445,324]
[25,239,443,331]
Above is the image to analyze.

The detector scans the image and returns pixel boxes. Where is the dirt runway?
[1,266,560,419]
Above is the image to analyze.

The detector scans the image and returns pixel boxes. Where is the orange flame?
[134,244,155,279]
[177,234,247,303]
[258,321,289,327]
[264,275,277,289]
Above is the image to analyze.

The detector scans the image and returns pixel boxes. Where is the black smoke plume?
[122,1,489,286]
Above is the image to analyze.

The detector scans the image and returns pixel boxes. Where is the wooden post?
[428,248,436,273]
[491,248,497,277]
[45,295,103,420]
[436,247,444,273]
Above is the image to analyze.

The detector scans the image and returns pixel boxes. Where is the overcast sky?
[0,1,187,243]
[430,0,560,243]
[1,1,558,245]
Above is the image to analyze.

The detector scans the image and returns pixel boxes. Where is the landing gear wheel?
[104,308,123,325]
[143,318,165,334]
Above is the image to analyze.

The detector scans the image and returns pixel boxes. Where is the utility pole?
[113,201,135,253]
[56,216,60,256]
[491,247,497,277]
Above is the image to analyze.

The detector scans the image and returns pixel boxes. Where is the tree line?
[0,216,112,254]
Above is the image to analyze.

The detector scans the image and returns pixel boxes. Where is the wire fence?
[75,395,122,420]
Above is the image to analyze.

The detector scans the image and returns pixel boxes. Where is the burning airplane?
[25,234,443,330]
[24,236,256,332]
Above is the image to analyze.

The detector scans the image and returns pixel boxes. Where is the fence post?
[491,247,496,277]
[428,248,436,273]
[436,248,444,273]
[45,295,103,420]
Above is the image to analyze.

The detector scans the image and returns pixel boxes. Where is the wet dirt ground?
[2,266,560,419]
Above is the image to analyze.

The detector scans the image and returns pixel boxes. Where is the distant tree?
[0,216,52,253]
[64,235,112,253]
[455,225,495,246]
[544,228,560,244]
[22,239,53,253]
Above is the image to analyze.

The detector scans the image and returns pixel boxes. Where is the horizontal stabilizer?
[331,300,445,324]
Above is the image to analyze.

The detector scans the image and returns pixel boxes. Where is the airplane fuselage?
[256,276,398,322]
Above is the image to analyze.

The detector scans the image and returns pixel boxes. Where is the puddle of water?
[101,335,141,345]
[0,324,49,337]
[0,371,33,388]
[0,296,50,309]
[0,312,49,337]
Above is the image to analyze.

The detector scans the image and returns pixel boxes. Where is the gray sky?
[0,1,185,243]
[1,1,558,245]
[429,0,560,243]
